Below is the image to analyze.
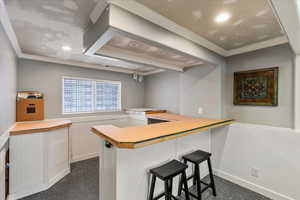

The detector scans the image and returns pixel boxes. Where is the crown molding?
[0,0,22,55]
[269,0,300,55]
[141,69,165,76]
[19,53,142,74]
[225,36,289,57]
[20,53,164,75]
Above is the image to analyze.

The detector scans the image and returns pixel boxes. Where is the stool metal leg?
[149,175,156,200]
[177,174,183,197]
[164,180,170,200]
[169,178,173,197]
[193,164,197,186]
[195,164,202,200]
[182,171,190,200]
[207,158,217,196]
[177,159,187,197]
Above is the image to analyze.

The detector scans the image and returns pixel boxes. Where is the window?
[63,77,121,114]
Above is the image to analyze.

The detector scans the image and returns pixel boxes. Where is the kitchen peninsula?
[92,113,233,200]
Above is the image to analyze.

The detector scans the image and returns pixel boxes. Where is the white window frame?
[62,76,122,114]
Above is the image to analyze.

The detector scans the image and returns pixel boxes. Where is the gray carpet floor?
[21,157,271,200]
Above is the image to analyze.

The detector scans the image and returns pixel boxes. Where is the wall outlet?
[198,107,204,115]
[251,168,259,178]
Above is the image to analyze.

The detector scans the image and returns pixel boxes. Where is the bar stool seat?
[148,160,190,200]
[182,150,211,164]
[150,160,188,180]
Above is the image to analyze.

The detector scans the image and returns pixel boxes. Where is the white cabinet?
[9,127,70,200]
[99,130,211,200]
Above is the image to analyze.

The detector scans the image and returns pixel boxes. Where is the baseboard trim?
[7,168,70,200]
[48,168,70,188]
[214,169,296,200]
[71,152,99,163]
[7,184,47,200]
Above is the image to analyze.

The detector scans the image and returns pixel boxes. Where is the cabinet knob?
[105,141,112,148]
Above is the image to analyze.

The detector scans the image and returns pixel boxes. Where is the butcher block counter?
[10,119,72,135]
[92,113,233,148]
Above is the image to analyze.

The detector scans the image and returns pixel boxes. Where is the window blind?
[95,81,121,111]
[63,78,93,113]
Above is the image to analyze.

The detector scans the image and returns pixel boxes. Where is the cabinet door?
[10,133,45,195]
[47,128,69,184]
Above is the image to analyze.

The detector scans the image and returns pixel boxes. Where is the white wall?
[69,116,146,163]
[225,44,294,128]
[179,65,223,118]
[210,44,298,200]
[145,44,298,200]
[0,21,17,134]
[144,63,225,118]
[212,123,300,200]
[144,71,180,113]
[17,59,145,119]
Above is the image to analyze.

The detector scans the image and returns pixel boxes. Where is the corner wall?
[144,63,225,118]
[145,44,299,200]
[0,21,17,134]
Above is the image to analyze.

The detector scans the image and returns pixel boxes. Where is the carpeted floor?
[21,157,271,200]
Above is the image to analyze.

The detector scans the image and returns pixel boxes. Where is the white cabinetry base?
[99,130,211,200]
[9,127,70,200]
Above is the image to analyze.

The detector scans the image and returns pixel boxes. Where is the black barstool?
[148,160,190,200]
[178,150,216,200]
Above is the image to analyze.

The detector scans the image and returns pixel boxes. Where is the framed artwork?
[234,67,278,106]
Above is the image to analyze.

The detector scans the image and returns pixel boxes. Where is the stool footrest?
[171,195,180,200]
[153,192,181,200]
[153,192,165,200]
[188,191,198,199]
[200,180,209,186]
[186,174,209,186]
[201,184,211,193]
[187,175,194,181]
[187,185,211,199]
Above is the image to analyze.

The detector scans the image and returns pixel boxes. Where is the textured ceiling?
[6,0,96,56]
[4,0,157,73]
[98,35,203,68]
[136,0,285,50]
[4,0,286,74]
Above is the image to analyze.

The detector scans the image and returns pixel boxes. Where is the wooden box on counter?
[16,91,44,122]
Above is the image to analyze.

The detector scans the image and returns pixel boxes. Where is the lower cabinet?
[9,127,70,200]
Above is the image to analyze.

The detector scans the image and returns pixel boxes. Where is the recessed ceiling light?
[62,45,72,51]
[215,12,231,23]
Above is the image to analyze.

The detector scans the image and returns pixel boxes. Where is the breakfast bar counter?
[92,113,233,200]
[92,113,233,148]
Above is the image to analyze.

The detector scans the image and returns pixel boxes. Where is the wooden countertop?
[92,113,233,148]
[10,120,72,136]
